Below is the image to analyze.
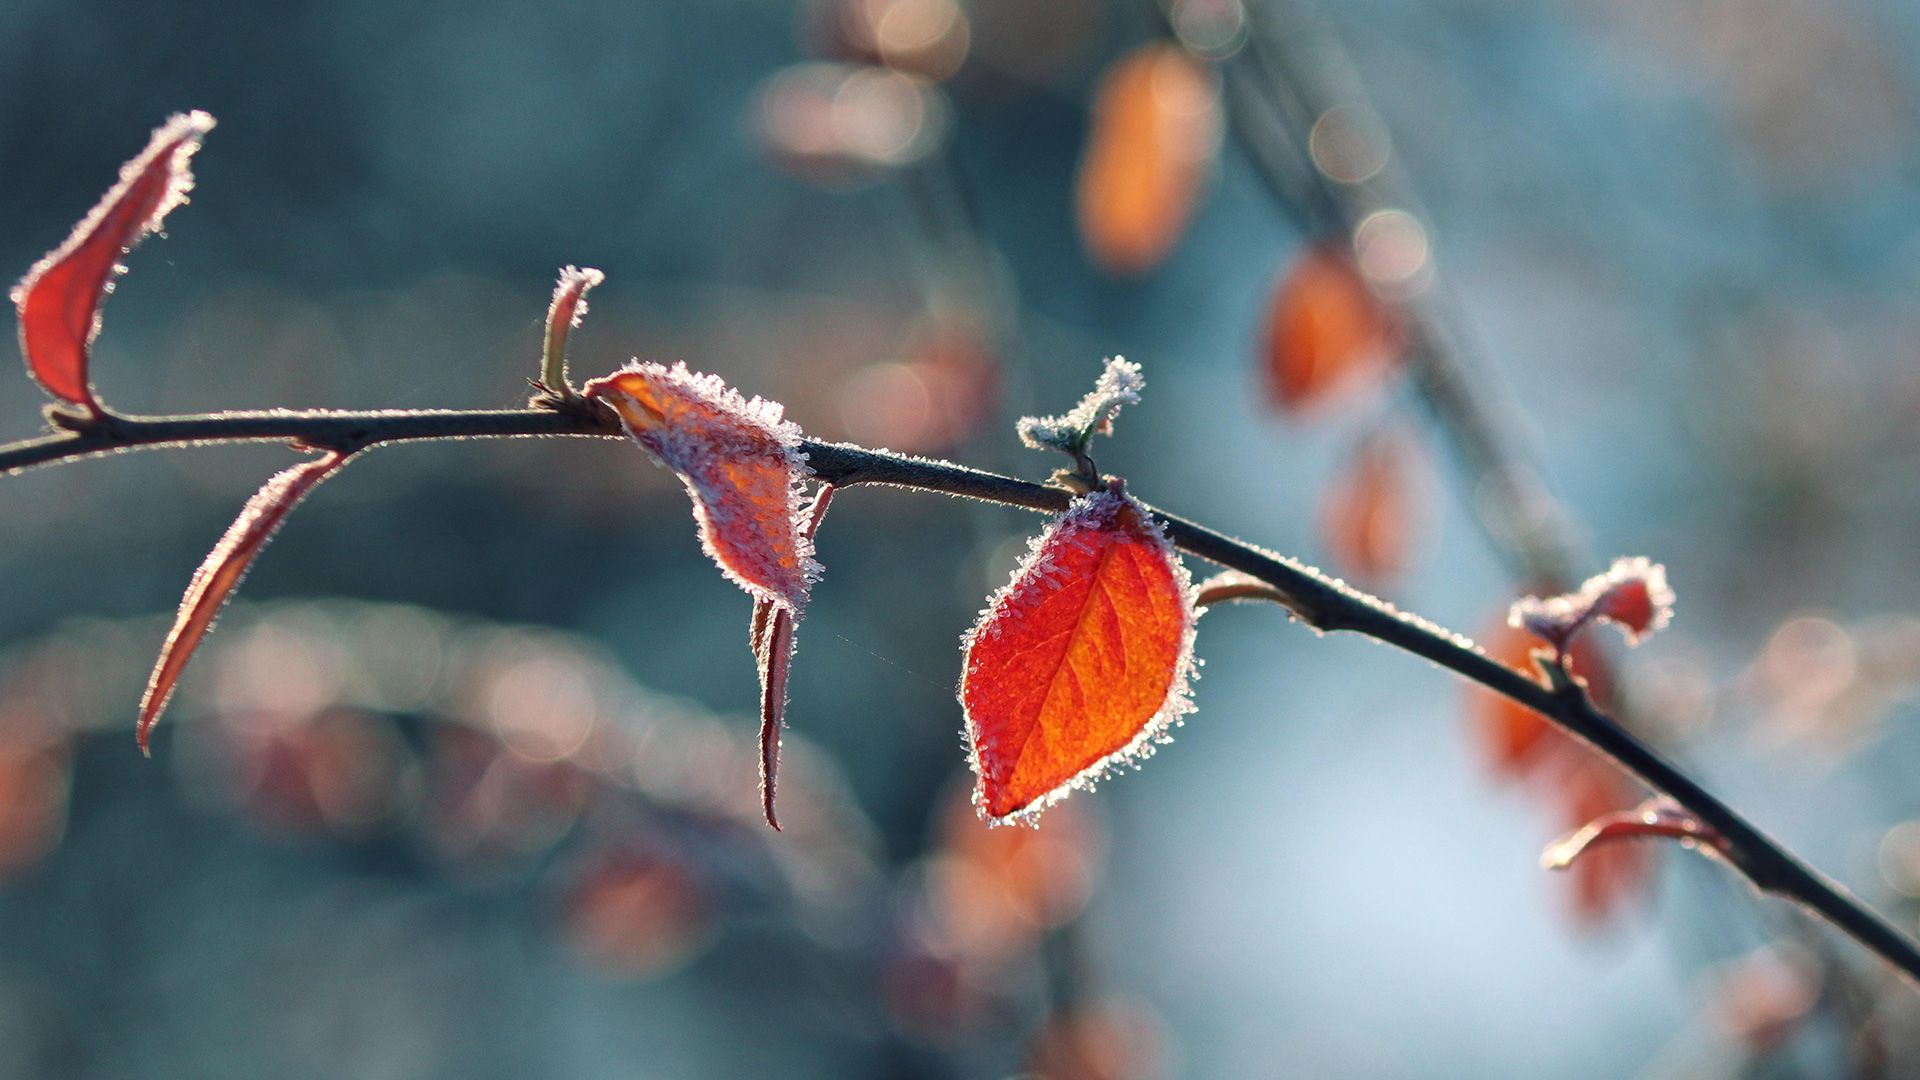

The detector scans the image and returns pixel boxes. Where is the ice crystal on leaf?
[1016,357,1144,456]
[961,484,1198,825]
[1510,556,1674,652]
[585,362,820,615]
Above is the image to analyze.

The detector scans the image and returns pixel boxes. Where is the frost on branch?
[1016,356,1144,457]
[961,484,1198,825]
[12,111,216,413]
[585,361,820,614]
[1510,556,1674,653]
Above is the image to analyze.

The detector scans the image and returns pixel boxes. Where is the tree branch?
[0,404,1912,981]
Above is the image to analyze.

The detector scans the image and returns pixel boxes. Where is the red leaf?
[137,450,349,753]
[1074,44,1220,276]
[753,483,835,831]
[961,485,1197,823]
[1319,428,1423,585]
[11,112,215,413]
[585,362,819,614]
[1262,242,1400,413]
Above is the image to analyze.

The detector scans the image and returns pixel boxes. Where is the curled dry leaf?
[752,484,835,831]
[137,450,350,753]
[585,362,820,614]
[961,484,1197,824]
[12,111,216,413]
[541,265,604,393]
[1263,242,1400,413]
[1319,427,1423,585]
[1074,43,1220,276]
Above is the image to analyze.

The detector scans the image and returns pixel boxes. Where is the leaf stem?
[0,406,1914,982]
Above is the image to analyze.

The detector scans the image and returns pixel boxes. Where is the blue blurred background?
[5,0,1920,1076]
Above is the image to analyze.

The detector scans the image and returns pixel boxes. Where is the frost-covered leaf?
[12,112,215,413]
[137,450,349,753]
[1075,43,1220,276]
[961,485,1197,824]
[1016,356,1143,457]
[541,265,604,392]
[585,362,820,614]
[1510,557,1674,652]
[1262,242,1399,414]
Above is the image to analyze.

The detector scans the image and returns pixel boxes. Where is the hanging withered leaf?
[12,111,216,415]
[1074,43,1220,276]
[137,450,351,753]
[1319,427,1424,585]
[584,362,821,615]
[961,483,1198,824]
[1263,242,1400,413]
[751,484,834,830]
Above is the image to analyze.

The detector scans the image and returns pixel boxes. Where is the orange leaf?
[585,362,819,614]
[1319,428,1422,585]
[137,450,350,752]
[12,112,215,413]
[1466,616,1611,779]
[1074,44,1220,276]
[1262,242,1400,413]
[961,486,1196,823]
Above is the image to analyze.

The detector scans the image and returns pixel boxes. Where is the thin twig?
[1214,0,1917,993]
[0,405,1913,981]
